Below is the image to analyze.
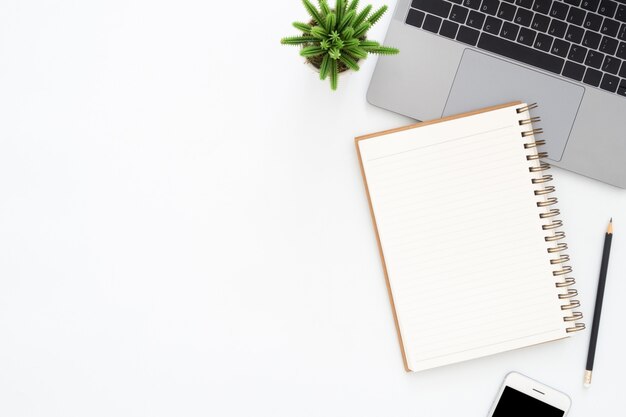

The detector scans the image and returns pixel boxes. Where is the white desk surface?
[1,1,624,416]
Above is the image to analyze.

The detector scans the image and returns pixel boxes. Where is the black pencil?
[584,218,613,387]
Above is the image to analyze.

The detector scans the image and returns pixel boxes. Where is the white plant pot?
[303,58,355,79]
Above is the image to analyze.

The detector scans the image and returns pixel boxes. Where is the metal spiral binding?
[540,208,560,218]
[522,128,544,137]
[519,116,541,126]
[550,254,569,264]
[518,103,585,334]
[516,103,539,113]
[543,219,562,229]
[535,186,556,196]
[538,197,558,207]
[525,139,546,148]
[529,162,551,172]
[532,174,553,184]
[556,277,576,287]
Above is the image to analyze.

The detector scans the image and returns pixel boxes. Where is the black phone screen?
[492,386,565,417]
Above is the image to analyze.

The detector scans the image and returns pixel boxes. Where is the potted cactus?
[281,0,399,90]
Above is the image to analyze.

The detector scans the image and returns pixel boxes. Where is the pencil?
[584,218,613,388]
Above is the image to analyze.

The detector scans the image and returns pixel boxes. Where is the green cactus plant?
[281,0,399,90]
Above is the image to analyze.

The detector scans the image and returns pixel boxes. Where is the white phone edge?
[487,372,572,416]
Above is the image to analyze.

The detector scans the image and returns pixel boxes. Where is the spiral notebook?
[356,102,585,372]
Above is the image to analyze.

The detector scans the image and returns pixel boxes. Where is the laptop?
[367,0,626,188]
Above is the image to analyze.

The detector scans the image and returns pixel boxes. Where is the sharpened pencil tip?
[608,219,613,234]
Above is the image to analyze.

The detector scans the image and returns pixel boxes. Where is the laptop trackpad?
[443,49,584,161]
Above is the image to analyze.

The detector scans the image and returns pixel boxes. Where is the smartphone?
[487,372,571,417]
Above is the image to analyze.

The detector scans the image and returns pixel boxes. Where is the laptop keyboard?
[406,0,626,96]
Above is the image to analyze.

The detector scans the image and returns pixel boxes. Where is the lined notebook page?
[358,104,567,372]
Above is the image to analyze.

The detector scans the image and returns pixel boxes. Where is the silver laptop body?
[368,0,626,188]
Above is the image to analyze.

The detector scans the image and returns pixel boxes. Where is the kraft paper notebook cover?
[356,102,585,372]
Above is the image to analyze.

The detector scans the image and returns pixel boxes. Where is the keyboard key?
[450,5,470,22]
[567,7,587,25]
[535,32,555,50]
[601,18,620,36]
[464,0,482,9]
[458,25,481,44]
[406,8,426,27]
[478,32,565,73]
[617,4,626,22]
[583,67,603,85]
[568,44,589,61]
[552,38,572,56]
[564,0,581,6]
[602,55,622,72]
[534,0,553,13]
[549,19,569,37]
[599,36,619,53]
[532,14,551,31]
[619,23,626,40]
[515,7,534,25]
[581,0,600,12]
[620,60,626,76]
[585,49,605,67]
[423,14,443,32]
[498,2,517,20]
[598,0,618,17]
[467,10,487,28]
[584,12,604,30]
[617,79,626,96]
[518,26,537,44]
[583,30,602,48]
[450,0,463,4]
[501,21,521,38]
[440,20,460,37]
[600,73,620,91]
[617,41,626,57]
[411,0,452,18]
[481,0,502,15]
[562,60,587,79]
[566,25,585,42]
[516,0,534,8]
[484,16,505,33]
[550,1,570,19]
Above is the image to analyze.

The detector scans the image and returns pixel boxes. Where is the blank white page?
[357,104,568,372]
